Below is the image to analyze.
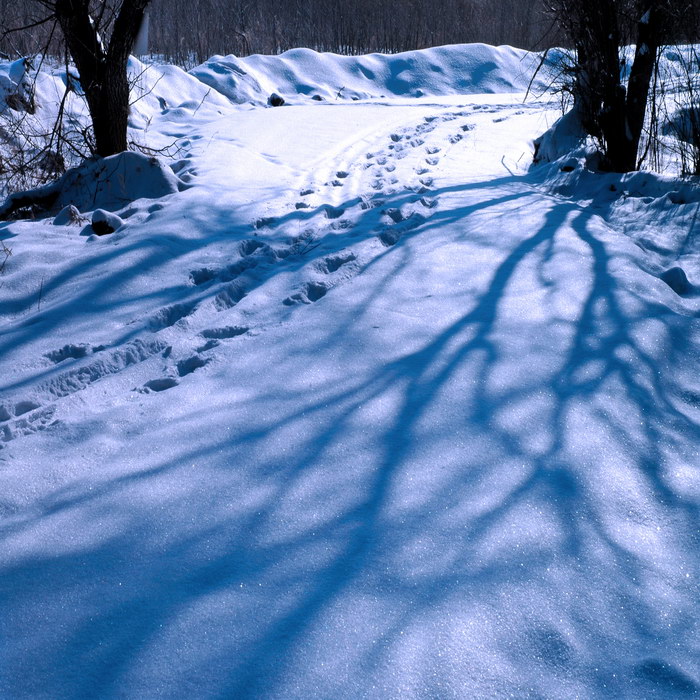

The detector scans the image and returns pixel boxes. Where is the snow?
[0,151,182,219]
[189,44,554,105]
[1,44,700,699]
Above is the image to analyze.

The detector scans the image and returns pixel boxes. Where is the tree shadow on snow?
[1,175,700,698]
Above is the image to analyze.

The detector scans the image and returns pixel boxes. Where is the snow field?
[0,43,699,699]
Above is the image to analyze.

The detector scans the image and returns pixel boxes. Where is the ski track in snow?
[1,54,700,699]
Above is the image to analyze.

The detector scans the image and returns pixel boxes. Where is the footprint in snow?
[141,377,179,393]
[14,400,41,417]
[149,302,197,331]
[661,267,694,296]
[379,229,401,247]
[385,208,405,223]
[196,339,219,353]
[1,405,58,445]
[254,216,277,230]
[283,281,329,305]
[238,239,267,256]
[324,205,346,219]
[190,268,218,286]
[317,252,356,273]
[200,325,249,339]
[177,355,210,377]
[377,212,427,248]
[44,344,92,364]
[214,282,247,311]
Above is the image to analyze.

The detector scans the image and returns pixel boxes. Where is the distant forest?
[2,0,699,68]
[1,0,559,66]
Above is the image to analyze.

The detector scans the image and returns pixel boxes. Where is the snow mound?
[126,57,232,129]
[533,108,589,164]
[0,151,181,219]
[0,57,37,112]
[190,44,552,105]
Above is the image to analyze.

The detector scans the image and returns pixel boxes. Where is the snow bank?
[126,57,232,129]
[0,151,181,219]
[190,44,553,104]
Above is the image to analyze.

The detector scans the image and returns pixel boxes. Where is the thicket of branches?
[542,0,700,172]
[1,0,558,65]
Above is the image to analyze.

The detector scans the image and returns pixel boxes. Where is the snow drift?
[189,44,552,104]
[0,152,182,220]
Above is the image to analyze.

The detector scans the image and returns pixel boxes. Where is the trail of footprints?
[1,108,491,439]
[358,110,478,247]
[137,246,361,393]
[0,338,170,444]
[137,107,485,397]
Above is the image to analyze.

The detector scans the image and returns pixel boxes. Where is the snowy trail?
[1,91,700,699]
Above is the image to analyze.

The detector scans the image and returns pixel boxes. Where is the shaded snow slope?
[1,46,700,700]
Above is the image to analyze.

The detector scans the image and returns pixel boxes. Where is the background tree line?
[1,0,560,64]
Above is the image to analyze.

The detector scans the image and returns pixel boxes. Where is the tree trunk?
[548,0,666,172]
[54,0,150,158]
[617,3,661,171]
[91,61,131,156]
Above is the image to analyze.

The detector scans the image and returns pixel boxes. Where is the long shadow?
[0,175,527,401]
[2,166,700,697]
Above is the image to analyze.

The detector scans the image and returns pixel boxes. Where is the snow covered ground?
[1,45,699,699]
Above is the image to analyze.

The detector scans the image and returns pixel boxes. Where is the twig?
[0,240,11,275]
[501,155,515,176]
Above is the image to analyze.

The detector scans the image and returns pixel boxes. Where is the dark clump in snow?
[661,266,694,296]
[267,92,285,107]
[91,209,124,236]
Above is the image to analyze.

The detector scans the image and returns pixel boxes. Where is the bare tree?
[546,0,672,171]
[30,0,152,157]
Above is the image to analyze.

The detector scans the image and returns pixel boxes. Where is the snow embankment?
[189,44,552,104]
